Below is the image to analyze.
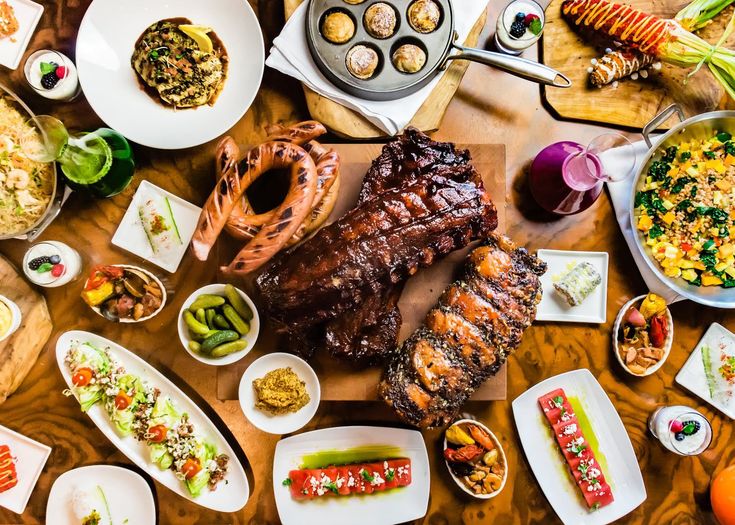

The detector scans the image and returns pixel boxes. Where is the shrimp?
[467,424,496,451]
[5,168,29,189]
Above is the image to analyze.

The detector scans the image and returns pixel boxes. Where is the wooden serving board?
[217,143,507,401]
[541,0,735,129]
[285,0,488,138]
[0,255,53,404]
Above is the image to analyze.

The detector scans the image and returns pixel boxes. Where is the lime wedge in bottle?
[179,24,214,53]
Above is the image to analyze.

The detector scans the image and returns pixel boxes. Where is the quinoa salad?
[635,132,735,288]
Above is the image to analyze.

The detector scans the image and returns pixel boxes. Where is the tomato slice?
[114,390,132,410]
[148,424,167,443]
[72,367,93,387]
[182,457,202,480]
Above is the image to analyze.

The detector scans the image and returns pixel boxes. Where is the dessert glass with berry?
[23,50,81,102]
[494,0,545,56]
[648,405,712,456]
[22,240,82,288]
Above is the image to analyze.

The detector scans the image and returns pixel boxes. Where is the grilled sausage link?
[225,141,340,242]
[191,140,317,263]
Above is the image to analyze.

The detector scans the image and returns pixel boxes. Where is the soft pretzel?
[191,139,317,269]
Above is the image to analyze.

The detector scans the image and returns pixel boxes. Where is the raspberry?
[524,13,540,26]
[55,66,67,79]
[669,420,684,433]
[51,264,65,277]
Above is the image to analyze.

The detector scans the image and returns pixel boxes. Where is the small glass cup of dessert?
[0,296,21,342]
[22,240,82,288]
[494,0,546,56]
[648,405,713,456]
[23,50,81,102]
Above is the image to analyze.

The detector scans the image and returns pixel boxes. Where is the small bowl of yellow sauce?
[0,295,21,342]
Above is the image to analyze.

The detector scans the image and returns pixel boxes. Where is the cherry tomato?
[182,458,202,480]
[148,425,167,443]
[114,390,132,410]
[72,367,93,387]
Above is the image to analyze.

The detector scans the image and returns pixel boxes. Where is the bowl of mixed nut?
[443,418,508,499]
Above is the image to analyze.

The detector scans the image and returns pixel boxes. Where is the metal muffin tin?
[307,0,455,101]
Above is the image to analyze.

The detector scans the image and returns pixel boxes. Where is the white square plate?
[273,426,430,525]
[0,424,51,514]
[0,0,42,70]
[111,180,201,273]
[512,369,646,525]
[676,322,735,420]
[536,249,609,323]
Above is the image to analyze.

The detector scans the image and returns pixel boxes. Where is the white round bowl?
[83,265,167,323]
[177,284,260,366]
[443,418,508,499]
[0,295,21,342]
[612,294,674,377]
[238,352,320,435]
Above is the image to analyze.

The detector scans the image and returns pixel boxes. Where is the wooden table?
[0,1,733,524]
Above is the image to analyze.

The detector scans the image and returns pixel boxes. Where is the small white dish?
[0,0,43,70]
[273,426,430,525]
[238,352,320,435]
[46,465,155,525]
[56,331,250,511]
[512,369,646,525]
[0,295,21,342]
[536,249,609,323]
[112,180,201,273]
[0,423,51,514]
[443,419,507,499]
[612,295,674,377]
[83,265,167,323]
[676,322,735,420]
[178,284,259,366]
[75,0,264,149]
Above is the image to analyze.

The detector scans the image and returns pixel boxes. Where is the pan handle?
[445,44,571,88]
[642,104,685,148]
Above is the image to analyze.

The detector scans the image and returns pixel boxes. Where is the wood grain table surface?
[0,1,733,524]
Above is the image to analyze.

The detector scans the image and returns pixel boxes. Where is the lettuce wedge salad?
[63,340,229,497]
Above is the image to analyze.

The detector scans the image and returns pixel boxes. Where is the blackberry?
[509,20,527,38]
[515,12,526,22]
[674,432,685,442]
[49,254,61,265]
[28,256,51,270]
[682,420,701,435]
[41,72,59,90]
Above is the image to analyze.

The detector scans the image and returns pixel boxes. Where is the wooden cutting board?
[285,0,488,138]
[541,0,735,129]
[217,143,507,401]
[0,255,52,404]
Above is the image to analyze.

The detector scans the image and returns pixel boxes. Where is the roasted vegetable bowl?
[443,419,508,499]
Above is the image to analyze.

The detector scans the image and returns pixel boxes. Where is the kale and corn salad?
[635,132,735,288]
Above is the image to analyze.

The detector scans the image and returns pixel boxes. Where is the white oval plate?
[273,426,430,525]
[46,465,155,525]
[55,330,250,512]
[238,353,320,435]
[177,283,260,366]
[75,0,264,149]
[612,295,673,377]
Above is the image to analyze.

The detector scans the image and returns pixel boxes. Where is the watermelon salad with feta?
[538,388,614,511]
